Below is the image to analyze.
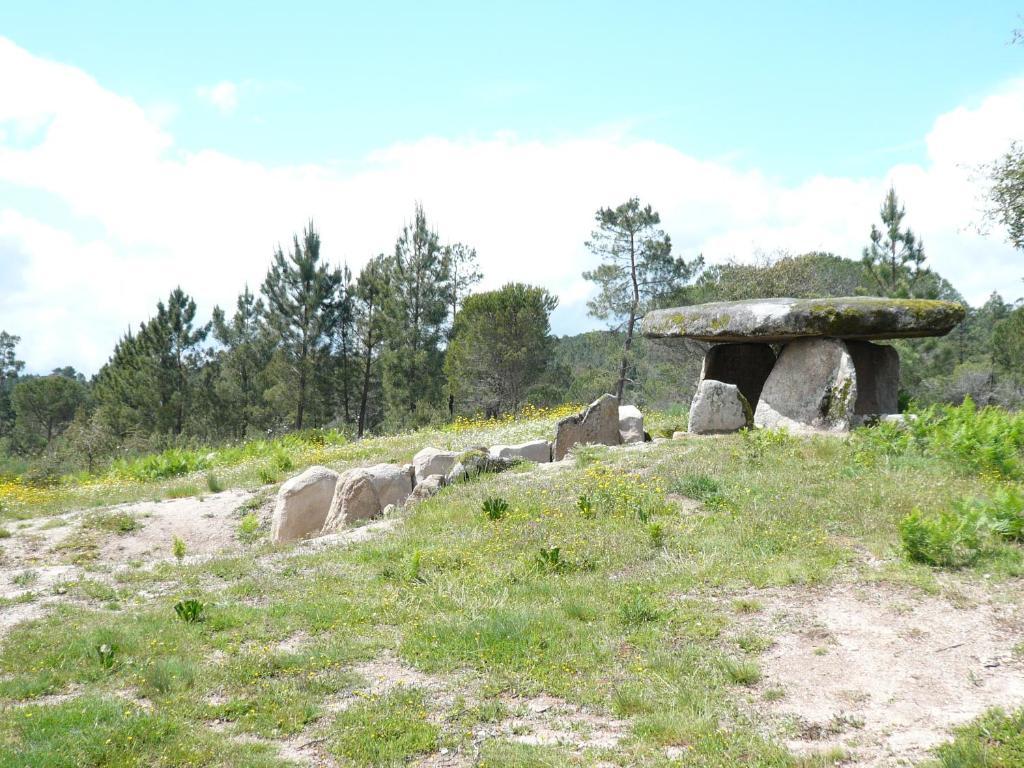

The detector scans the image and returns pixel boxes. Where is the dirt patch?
[494,693,628,751]
[743,581,1024,767]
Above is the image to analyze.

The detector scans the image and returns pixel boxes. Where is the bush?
[481,496,509,520]
[899,508,983,568]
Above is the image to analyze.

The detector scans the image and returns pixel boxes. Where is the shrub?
[535,546,567,572]
[647,522,666,549]
[481,496,509,521]
[173,598,205,623]
[82,510,138,534]
[95,643,116,670]
[899,508,983,568]
[205,472,224,493]
[973,486,1024,541]
[172,536,187,562]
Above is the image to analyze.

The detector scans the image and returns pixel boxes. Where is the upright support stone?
[700,343,776,409]
[688,380,752,434]
[846,340,899,418]
[754,338,858,432]
[553,393,620,460]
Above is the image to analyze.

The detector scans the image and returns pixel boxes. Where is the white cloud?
[196,80,239,114]
[0,36,1023,375]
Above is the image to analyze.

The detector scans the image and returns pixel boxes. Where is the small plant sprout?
[238,513,260,543]
[535,545,565,572]
[172,536,187,563]
[576,494,594,518]
[174,598,206,623]
[481,496,509,520]
[647,522,666,549]
[205,472,224,493]
[96,643,116,669]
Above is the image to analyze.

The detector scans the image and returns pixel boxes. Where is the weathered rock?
[553,393,621,461]
[322,469,380,533]
[365,463,414,509]
[700,343,776,408]
[846,340,899,417]
[488,439,552,463]
[618,405,644,444]
[412,447,458,484]
[411,473,446,500]
[754,338,858,431]
[688,380,752,435]
[672,431,687,440]
[642,297,966,342]
[270,466,339,544]
[445,447,519,484]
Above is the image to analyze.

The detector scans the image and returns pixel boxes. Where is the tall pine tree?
[862,187,930,297]
[261,222,342,430]
[353,255,391,437]
[381,205,450,427]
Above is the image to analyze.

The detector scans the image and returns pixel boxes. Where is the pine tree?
[381,205,450,427]
[261,221,343,430]
[354,255,391,437]
[211,286,273,438]
[441,243,482,339]
[0,332,24,439]
[334,263,356,426]
[862,187,930,297]
[583,198,701,400]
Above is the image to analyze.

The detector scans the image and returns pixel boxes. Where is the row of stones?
[688,337,900,434]
[270,396,645,544]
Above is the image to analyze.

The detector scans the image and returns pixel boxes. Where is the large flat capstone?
[641,297,965,343]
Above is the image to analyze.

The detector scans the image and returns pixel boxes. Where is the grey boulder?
[688,380,752,435]
[411,473,446,500]
[553,393,621,461]
[642,296,965,343]
[270,465,339,543]
[754,338,858,431]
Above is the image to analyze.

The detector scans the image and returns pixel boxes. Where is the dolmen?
[642,296,965,433]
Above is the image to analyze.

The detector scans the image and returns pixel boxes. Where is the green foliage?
[933,707,1024,768]
[619,590,663,626]
[172,536,187,563]
[445,283,559,416]
[95,642,116,670]
[328,688,439,765]
[534,545,566,572]
[238,513,260,543]
[899,508,983,568]
[173,598,205,623]
[10,373,87,453]
[205,472,223,493]
[985,140,1024,251]
[722,657,762,686]
[481,496,510,520]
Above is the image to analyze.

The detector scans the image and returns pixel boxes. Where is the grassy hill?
[0,403,1022,766]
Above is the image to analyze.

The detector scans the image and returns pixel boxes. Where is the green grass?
[928,708,1024,767]
[0,403,1021,765]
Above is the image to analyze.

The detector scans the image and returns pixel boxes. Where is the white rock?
[672,430,687,440]
[618,405,644,444]
[322,469,380,533]
[270,466,339,544]
[365,463,414,508]
[412,447,458,484]
[688,380,752,435]
[488,439,552,463]
[411,473,446,500]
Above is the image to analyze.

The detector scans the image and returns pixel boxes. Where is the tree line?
[1,187,1022,479]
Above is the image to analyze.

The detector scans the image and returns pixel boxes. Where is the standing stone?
[618,405,644,444]
[322,469,381,533]
[365,463,414,509]
[846,340,899,418]
[754,338,858,431]
[411,473,446,500]
[553,393,621,461]
[700,343,776,409]
[688,380,752,435]
[488,440,552,463]
[412,447,458,484]
[270,466,339,544]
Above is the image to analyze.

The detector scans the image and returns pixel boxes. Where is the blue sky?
[2,2,1024,373]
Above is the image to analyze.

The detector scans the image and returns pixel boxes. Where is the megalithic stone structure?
[641,297,965,433]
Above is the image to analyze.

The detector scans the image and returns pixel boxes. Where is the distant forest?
[1,190,1023,479]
